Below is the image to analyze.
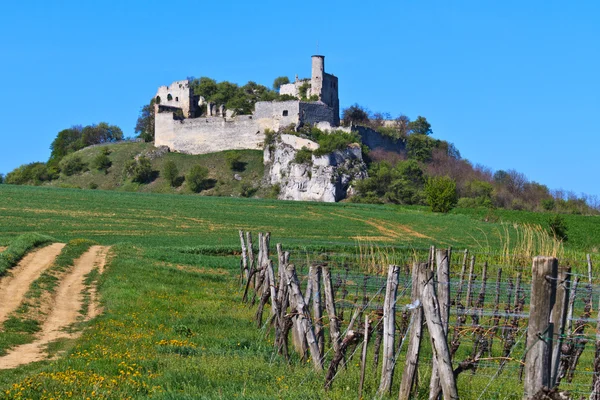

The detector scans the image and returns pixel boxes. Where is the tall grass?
[0,233,55,276]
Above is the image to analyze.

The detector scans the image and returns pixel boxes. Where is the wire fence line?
[238,232,599,399]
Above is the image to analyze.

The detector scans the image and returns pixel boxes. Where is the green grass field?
[0,184,598,399]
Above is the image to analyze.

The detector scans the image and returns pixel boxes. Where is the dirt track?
[0,243,65,324]
[0,245,109,369]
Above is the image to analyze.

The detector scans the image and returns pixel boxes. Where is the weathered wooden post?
[358,315,370,400]
[239,230,248,282]
[420,262,459,400]
[378,264,400,396]
[285,263,323,371]
[398,262,425,400]
[591,295,600,400]
[429,249,450,399]
[311,265,324,358]
[550,267,570,387]
[524,256,558,398]
[323,266,341,354]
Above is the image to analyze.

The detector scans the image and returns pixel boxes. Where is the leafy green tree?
[293,147,313,165]
[135,98,156,142]
[124,156,153,183]
[408,116,433,135]
[386,160,426,204]
[162,160,179,187]
[341,104,370,126]
[59,155,88,176]
[49,126,84,167]
[187,165,209,193]
[425,176,458,213]
[190,77,218,99]
[0,174,3,184]
[407,134,438,162]
[273,76,290,90]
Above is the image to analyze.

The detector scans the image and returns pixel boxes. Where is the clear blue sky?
[1,0,598,198]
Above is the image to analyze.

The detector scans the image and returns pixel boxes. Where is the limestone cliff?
[264,134,367,202]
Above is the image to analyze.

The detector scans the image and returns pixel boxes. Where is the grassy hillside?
[44,142,268,198]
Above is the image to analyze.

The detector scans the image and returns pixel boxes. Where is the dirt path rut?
[0,243,65,324]
[0,245,109,369]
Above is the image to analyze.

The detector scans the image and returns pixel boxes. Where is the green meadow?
[0,184,598,399]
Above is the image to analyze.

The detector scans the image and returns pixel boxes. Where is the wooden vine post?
[549,266,570,387]
[377,264,400,396]
[524,256,558,398]
[429,249,451,399]
[323,266,341,354]
[420,262,459,400]
[398,262,425,400]
[284,263,323,371]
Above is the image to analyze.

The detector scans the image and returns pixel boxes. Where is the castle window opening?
[282,110,288,116]
[175,97,179,102]
[167,93,173,101]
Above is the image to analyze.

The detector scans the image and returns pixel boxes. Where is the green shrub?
[548,215,568,242]
[92,152,111,173]
[294,147,313,165]
[542,198,556,211]
[0,233,54,276]
[225,152,244,171]
[186,165,209,193]
[268,184,281,199]
[5,162,56,185]
[60,155,88,176]
[313,130,361,156]
[88,182,99,190]
[162,160,179,187]
[124,156,154,183]
[425,176,458,213]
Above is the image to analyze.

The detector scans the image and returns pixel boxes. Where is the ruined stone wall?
[155,112,265,155]
[322,73,340,125]
[155,80,194,118]
[354,126,406,153]
[254,101,300,131]
[299,102,335,126]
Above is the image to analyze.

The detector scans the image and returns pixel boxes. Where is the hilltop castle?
[154,55,341,155]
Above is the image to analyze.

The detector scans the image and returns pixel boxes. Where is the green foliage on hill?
[425,175,458,213]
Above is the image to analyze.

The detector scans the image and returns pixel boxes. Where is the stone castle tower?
[310,55,339,125]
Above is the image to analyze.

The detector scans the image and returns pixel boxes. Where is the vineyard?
[240,230,600,399]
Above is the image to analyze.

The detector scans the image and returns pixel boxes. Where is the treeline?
[3,123,122,186]
[342,104,599,216]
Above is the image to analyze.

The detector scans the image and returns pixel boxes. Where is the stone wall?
[155,80,195,118]
[321,73,339,125]
[299,102,335,126]
[254,101,301,131]
[354,125,406,153]
[155,112,265,154]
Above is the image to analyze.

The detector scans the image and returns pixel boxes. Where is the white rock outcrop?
[264,134,367,202]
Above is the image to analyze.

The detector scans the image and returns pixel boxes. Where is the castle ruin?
[154,55,341,155]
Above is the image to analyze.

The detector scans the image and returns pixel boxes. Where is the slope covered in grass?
[43,142,267,197]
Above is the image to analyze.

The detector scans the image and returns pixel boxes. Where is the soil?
[0,243,65,324]
[0,245,110,369]
[0,247,6,253]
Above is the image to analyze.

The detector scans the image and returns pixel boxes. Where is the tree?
[49,126,84,167]
[273,76,290,91]
[135,98,156,142]
[409,116,433,135]
[407,134,438,162]
[162,160,179,187]
[425,176,458,213]
[5,162,55,185]
[80,123,123,147]
[341,104,370,126]
[124,156,153,183]
[225,152,244,171]
[386,160,426,204]
[187,165,209,193]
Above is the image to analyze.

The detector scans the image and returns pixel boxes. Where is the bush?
[187,165,209,193]
[425,176,458,213]
[541,198,555,211]
[60,155,88,176]
[162,160,179,187]
[225,152,244,171]
[313,130,361,156]
[124,156,154,183]
[294,147,313,165]
[88,182,98,190]
[548,215,568,242]
[92,152,111,173]
[5,162,56,185]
